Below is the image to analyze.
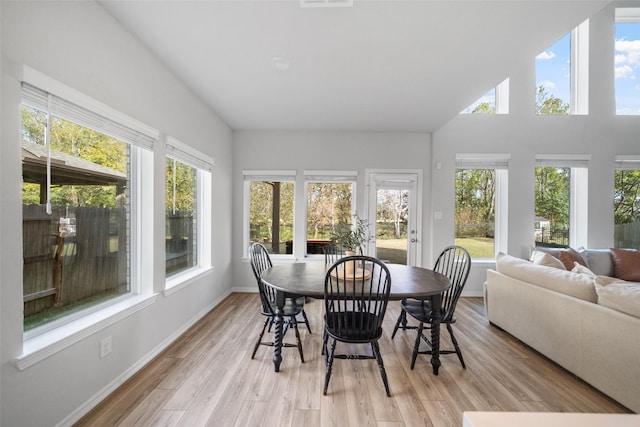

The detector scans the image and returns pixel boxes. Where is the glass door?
[367,172,420,266]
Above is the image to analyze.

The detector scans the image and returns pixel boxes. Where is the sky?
[462,20,640,115]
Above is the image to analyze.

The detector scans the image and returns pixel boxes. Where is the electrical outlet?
[100,336,112,359]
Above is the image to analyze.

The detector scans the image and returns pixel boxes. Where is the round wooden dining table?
[260,261,451,375]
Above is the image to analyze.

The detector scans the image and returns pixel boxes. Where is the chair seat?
[262,296,305,317]
[325,311,383,342]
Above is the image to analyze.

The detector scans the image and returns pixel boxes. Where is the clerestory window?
[536,19,589,115]
[615,8,640,115]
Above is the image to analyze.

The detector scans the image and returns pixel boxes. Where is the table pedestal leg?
[430,293,442,375]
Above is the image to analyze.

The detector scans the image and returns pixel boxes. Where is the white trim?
[571,19,589,115]
[495,78,510,115]
[16,293,159,371]
[164,266,214,296]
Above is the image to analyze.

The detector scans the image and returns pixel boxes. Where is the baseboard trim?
[56,288,233,427]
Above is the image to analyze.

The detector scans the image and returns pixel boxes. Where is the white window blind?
[22,82,157,150]
[166,137,214,172]
[535,154,591,168]
[456,153,510,169]
[615,155,640,170]
[303,170,357,182]
[243,170,296,182]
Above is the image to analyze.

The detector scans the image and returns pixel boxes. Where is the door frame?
[364,169,423,267]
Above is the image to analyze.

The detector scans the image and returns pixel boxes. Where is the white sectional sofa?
[485,248,640,413]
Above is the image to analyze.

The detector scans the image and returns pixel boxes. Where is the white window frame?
[535,154,590,249]
[164,137,213,293]
[303,170,358,259]
[242,170,297,259]
[455,154,510,259]
[17,67,159,370]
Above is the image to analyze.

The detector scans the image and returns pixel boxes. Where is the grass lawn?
[376,237,495,263]
[454,237,494,258]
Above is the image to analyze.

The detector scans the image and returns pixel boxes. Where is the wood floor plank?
[74,295,631,427]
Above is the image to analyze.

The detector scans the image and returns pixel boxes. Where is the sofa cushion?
[594,276,640,318]
[611,248,640,282]
[496,252,597,303]
[578,248,615,277]
[558,247,587,270]
[572,262,596,277]
[531,251,566,269]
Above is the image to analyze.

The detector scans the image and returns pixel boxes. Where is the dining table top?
[260,261,451,299]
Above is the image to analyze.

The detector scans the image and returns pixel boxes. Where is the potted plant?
[331,214,369,273]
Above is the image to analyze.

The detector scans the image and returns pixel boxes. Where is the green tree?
[166,158,196,212]
[614,169,640,224]
[21,106,128,208]
[472,102,495,114]
[455,169,495,237]
[536,85,569,115]
[535,166,570,226]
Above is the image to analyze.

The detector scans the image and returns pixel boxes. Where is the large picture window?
[614,156,640,249]
[534,156,589,249]
[455,154,509,259]
[165,138,213,280]
[304,171,356,257]
[244,171,295,256]
[21,82,156,332]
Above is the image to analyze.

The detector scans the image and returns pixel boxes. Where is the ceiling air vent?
[300,0,353,8]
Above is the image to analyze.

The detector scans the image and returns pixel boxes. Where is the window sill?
[16,293,159,371]
[164,266,213,297]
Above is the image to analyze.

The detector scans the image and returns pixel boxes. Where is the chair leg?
[322,329,328,356]
[447,323,466,369]
[391,308,407,339]
[301,309,312,334]
[291,317,305,363]
[410,322,423,370]
[323,338,337,395]
[371,341,391,397]
[251,317,270,359]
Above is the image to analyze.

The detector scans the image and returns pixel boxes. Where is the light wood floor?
[75,294,630,426]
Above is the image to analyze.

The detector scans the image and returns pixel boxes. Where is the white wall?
[1,2,232,426]
[231,131,433,289]
[432,3,640,295]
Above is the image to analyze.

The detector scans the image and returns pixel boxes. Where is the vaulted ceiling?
[99,0,611,132]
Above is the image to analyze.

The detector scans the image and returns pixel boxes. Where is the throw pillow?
[611,248,640,282]
[558,247,587,271]
[594,279,640,318]
[531,251,566,269]
[572,262,595,277]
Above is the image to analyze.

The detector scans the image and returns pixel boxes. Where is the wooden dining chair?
[391,245,471,369]
[323,255,392,396]
[248,242,310,362]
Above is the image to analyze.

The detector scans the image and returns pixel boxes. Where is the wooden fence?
[23,204,127,318]
[615,221,640,249]
[166,211,195,274]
